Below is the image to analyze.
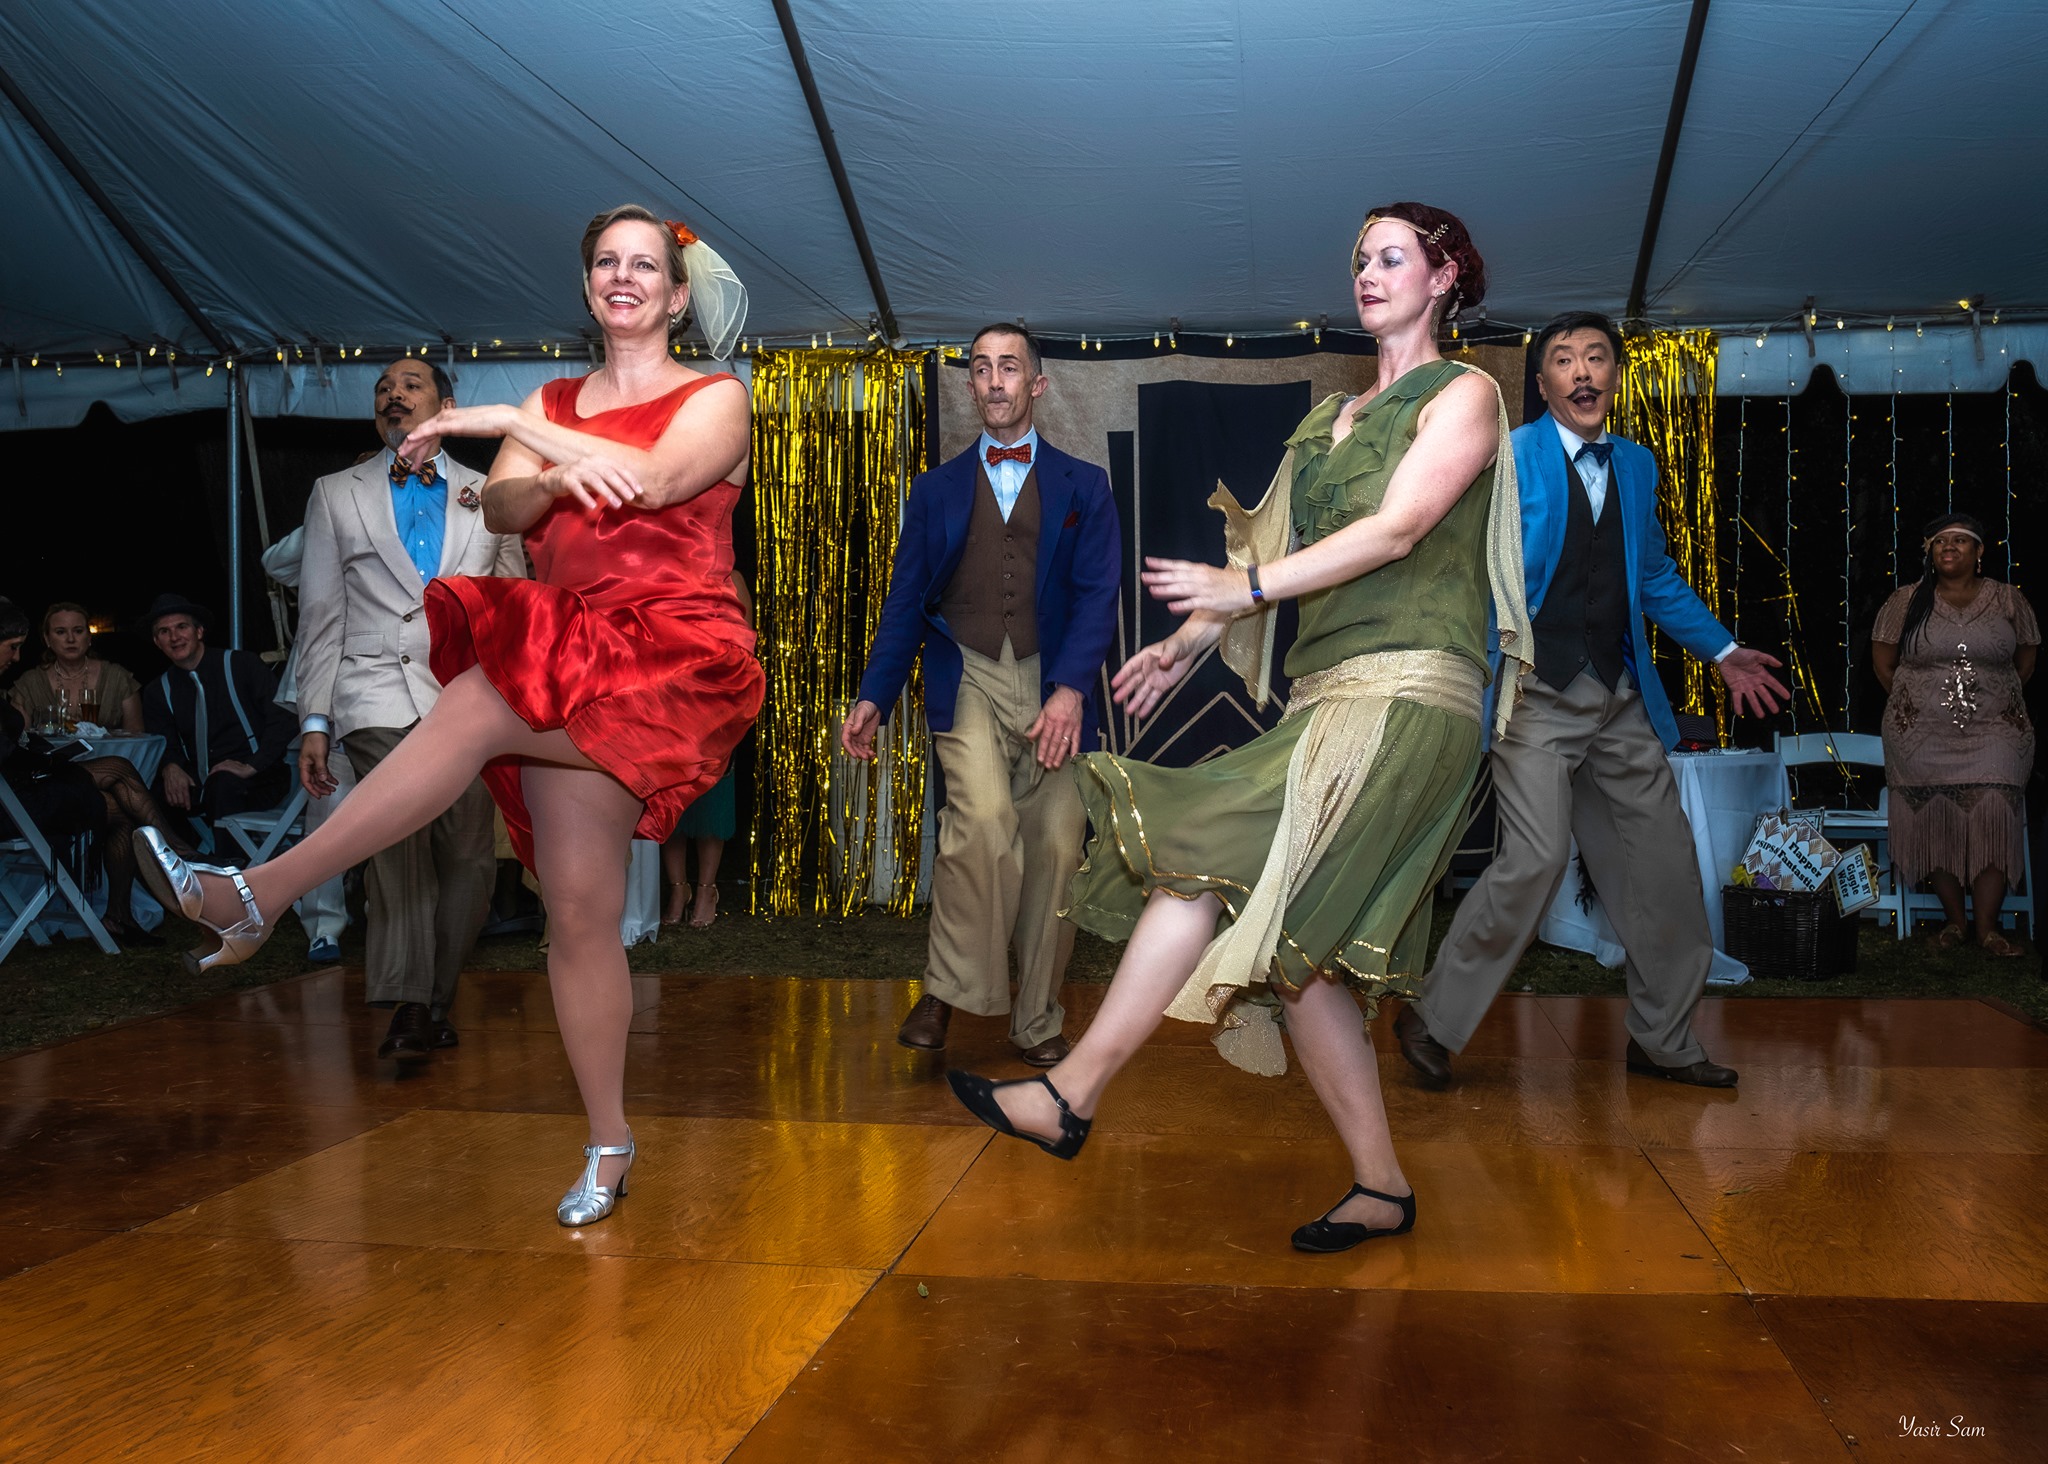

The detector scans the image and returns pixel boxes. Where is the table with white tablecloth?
[65,733,168,787]
[1536,748,1791,987]
[3,733,171,941]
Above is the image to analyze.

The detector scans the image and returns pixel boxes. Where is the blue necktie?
[1574,440,1613,469]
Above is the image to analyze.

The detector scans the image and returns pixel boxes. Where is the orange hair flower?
[665,218,699,248]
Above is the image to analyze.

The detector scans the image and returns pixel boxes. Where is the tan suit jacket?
[295,453,526,737]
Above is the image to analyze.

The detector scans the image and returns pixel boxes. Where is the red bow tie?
[390,456,439,487]
[985,442,1031,467]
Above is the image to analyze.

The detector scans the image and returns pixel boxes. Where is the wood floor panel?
[901,1133,1734,1294]
[1539,995,2048,1068]
[0,1017,475,1109]
[1368,992,1578,1060]
[179,967,664,1033]
[1089,1046,1636,1147]
[1650,1149,2048,1301]
[0,1226,108,1281]
[0,1231,874,1463]
[0,1097,390,1230]
[1758,1297,2048,1462]
[1620,1065,2048,1153]
[148,1109,985,1269]
[731,1277,1844,1464]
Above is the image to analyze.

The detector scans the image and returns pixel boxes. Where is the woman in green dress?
[947,203,1533,1252]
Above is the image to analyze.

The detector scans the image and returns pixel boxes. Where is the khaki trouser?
[924,642,1085,1049]
[1419,671,1712,1066]
[343,724,496,1011]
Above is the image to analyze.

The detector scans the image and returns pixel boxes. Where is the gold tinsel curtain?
[1614,328,1726,737]
[749,348,930,916]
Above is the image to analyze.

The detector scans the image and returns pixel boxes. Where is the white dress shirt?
[976,426,1040,522]
[1552,415,1734,663]
[1552,415,1611,522]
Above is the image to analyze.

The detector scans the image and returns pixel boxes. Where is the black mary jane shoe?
[946,1070,1092,1160]
[1290,1182,1417,1253]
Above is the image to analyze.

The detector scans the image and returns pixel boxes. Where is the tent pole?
[1626,0,1712,325]
[0,64,233,358]
[226,371,243,648]
[770,0,901,345]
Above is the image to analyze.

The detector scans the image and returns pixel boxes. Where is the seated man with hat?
[138,593,296,828]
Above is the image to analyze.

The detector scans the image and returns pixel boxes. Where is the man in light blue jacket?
[1400,312,1787,1090]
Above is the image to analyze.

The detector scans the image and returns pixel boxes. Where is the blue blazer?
[1505,417,1732,748]
[857,438,1122,746]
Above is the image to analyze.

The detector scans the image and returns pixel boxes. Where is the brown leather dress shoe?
[378,1002,433,1064]
[1394,1004,1453,1088]
[1016,1034,1070,1067]
[897,993,952,1051]
[1625,1037,1737,1088]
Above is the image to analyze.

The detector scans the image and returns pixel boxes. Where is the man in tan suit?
[296,358,526,1063]
[841,326,1121,1065]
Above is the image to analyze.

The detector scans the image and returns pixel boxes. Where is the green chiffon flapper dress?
[1065,359,1531,1074]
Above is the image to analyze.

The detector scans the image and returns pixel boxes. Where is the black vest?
[1532,443,1629,691]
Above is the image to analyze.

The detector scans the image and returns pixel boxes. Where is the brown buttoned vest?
[938,463,1040,659]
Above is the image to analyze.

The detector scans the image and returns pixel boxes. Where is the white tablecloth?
[61,733,167,786]
[1536,748,1791,987]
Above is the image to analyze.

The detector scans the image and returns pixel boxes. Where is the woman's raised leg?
[186,667,596,929]
[523,762,645,1193]
[993,886,1220,1139]
[1278,975,1410,1230]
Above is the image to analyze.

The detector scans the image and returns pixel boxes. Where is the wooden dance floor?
[3,969,2045,1462]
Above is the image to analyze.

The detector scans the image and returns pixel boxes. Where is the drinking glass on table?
[79,686,100,728]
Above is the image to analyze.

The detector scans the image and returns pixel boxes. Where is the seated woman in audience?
[1871,512,2039,956]
[2,598,195,947]
[7,602,145,733]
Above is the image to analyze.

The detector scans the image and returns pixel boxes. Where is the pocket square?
[1063,510,1081,528]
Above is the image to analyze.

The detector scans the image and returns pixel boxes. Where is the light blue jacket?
[1495,417,1732,747]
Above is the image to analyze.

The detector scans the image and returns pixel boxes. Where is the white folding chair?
[1773,731,1911,937]
[0,779,118,961]
[217,780,310,864]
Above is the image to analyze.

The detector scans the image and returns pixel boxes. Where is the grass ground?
[4,894,2040,1057]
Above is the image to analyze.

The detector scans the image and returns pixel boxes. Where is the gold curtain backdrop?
[1614,328,1728,738]
[748,348,930,916]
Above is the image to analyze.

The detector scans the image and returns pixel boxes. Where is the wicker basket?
[1721,886,1859,981]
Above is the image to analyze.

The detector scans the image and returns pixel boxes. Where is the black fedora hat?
[138,592,213,636]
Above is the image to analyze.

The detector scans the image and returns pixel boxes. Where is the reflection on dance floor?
[2,971,2044,1461]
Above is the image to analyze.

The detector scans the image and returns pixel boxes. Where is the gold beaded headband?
[1921,527,1983,549]
[1352,213,1451,274]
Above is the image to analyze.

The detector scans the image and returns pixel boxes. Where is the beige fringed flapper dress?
[1872,578,2038,888]
[1064,360,1533,1075]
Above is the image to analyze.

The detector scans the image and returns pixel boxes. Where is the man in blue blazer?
[841,325,1121,1064]
[1401,312,1786,1089]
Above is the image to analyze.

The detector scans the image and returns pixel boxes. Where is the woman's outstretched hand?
[396,403,509,461]
[1112,635,1200,718]
[1140,556,1254,617]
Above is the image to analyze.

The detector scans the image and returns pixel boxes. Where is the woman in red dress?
[141,205,763,1225]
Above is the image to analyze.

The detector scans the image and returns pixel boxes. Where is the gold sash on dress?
[1183,362,1534,1076]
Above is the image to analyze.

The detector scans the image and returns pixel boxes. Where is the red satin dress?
[426,372,764,869]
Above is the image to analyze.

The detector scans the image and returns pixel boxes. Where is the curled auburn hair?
[1353,202,1487,331]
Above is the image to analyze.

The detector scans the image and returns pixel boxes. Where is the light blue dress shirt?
[1551,414,1612,522]
[975,427,1040,522]
[386,449,449,585]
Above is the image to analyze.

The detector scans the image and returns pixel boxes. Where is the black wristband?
[1247,564,1265,606]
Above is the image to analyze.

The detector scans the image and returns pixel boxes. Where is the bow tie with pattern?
[390,456,439,487]
[1573,440,1613,469]
[985,442,1032,467]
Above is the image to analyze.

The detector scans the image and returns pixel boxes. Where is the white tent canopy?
[5,0,2047,425]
